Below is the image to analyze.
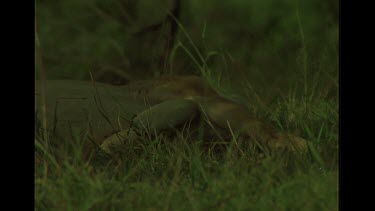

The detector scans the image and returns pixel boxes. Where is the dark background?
[35,0,338,105]
[33,1,343,210]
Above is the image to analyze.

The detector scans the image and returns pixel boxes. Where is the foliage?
[35,0,338,210]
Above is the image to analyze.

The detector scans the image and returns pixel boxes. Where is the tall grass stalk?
[35,21,49,148]
[168,12,240,102]
[296,2,309,116]
[167,12,217,82]
[36,17,52,181]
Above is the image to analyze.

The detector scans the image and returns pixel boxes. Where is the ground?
[35,0,338,210]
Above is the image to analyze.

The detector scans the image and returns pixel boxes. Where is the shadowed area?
[36,76,308,161]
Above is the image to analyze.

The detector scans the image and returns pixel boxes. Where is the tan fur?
[35,75,308,159]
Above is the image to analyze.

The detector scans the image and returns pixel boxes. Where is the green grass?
[36,135,338,211]
[35,0,338,210]
[35,85,338,210]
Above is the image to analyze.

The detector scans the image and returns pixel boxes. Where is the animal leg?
[199,97,308,152]
[100,99,199,154]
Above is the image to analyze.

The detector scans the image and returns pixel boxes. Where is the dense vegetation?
[35,0,338,210]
